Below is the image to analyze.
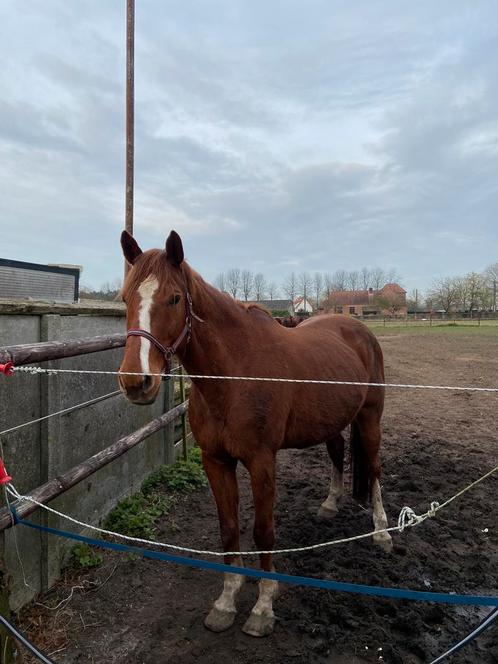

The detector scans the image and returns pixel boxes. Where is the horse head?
[119,229,190,404]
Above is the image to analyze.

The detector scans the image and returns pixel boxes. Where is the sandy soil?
[19,327,498,664]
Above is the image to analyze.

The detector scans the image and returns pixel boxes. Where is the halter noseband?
[126,288,203,374]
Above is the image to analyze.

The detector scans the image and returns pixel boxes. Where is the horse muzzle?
[118,372,161,405]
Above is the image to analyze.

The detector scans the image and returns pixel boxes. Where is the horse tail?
[350,420,371,504]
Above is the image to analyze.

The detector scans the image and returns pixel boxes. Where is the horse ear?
[165,230,184,266]
[121,230,143,265]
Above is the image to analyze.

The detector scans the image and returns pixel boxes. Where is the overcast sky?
[1,1,497,294]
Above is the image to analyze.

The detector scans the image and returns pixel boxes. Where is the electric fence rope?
[12,365,498,392]
[6,463,497,557]
[0,390,121,438]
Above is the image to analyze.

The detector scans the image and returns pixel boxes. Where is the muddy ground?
[19,327,498,663]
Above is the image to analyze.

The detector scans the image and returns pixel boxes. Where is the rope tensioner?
[0,362,14,376]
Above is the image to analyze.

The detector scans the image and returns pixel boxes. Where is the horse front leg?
[242,452,278,638]
[202,452,245,632]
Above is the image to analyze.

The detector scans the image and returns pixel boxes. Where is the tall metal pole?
[125,0,135,275]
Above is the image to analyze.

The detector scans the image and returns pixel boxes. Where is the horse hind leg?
[317,434,345,520]
[352,410,393,553]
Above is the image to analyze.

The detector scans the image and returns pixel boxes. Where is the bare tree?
[267,281,279,300]
[360,267,371,290]
[312,272,323,308]
[483,262,498,311]
[332,269,348,291]
[427,277,459,313]
[241,270,254,301]
[323,273,334,300]
[226,268,241,299]
[282,272,297,302]
[386,268,401,284]
[347,270,360,292]
[214,272,226,292]
[465,272,490,312]
[371,267,386,291]
[297,272,312,306]
[253,273,267,300]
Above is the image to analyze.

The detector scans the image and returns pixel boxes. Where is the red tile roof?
[326,283,406,306]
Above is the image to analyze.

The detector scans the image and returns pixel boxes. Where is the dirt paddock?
[20,326,498,663]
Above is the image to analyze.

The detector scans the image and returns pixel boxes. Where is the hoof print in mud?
[204,607,236,633]
[242,612,275,637]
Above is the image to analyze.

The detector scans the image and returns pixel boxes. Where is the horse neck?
[178,267,256,381]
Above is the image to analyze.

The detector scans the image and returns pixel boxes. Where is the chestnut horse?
[119,230,392,638]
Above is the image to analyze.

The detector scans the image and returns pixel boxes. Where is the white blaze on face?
[137,276,159,376]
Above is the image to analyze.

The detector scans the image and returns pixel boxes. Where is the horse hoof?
[317,504,338,521]
[242,612,275,637]
[204,607,236,633]
[373,532,393,553]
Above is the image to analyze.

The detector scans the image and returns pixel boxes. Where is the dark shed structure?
[0,258,80,303]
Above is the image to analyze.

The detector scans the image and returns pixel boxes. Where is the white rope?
[12,366,498,393]
[0,390,121,438]
[6,464,497,557]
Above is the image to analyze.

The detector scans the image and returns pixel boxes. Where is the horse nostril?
[142,375,153,392]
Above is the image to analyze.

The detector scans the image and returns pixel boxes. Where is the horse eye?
[168,294,181,306]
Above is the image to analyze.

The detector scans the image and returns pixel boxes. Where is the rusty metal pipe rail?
[0,401,188,532]
[0,333,126,366]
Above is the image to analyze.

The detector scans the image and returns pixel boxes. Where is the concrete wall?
[0,303,177,610]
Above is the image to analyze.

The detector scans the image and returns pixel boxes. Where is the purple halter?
[127,290,202,373]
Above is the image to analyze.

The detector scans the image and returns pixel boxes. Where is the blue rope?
[429,607,498,663]
[12,512,498,607]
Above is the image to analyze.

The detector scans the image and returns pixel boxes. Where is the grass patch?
[367,323,498,336]
[103,447,206,540]
[70,543,103,569]
[104,492,171,540]
[142,446,207,495]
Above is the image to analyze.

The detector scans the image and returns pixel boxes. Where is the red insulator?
[0,362,14,376]
[0,459,12,485]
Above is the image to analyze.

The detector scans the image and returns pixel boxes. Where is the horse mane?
[122,249,174,297]
[123,253,274,326]
[238,302,273,319]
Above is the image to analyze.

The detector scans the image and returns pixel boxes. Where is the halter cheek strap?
[126,290,203,374]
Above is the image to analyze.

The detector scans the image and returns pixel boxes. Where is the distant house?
[324,283,407,317]
[0,258,81,303]
[293,296,314,314]
[250,299,294,315]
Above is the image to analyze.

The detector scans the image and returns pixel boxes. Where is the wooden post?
[179,366,188,461]
[125,0,135,276]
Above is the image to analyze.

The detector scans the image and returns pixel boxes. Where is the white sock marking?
[250,577,279,618]
[137,276,159,376]
[213,557,244,613]
[321,465,344,513]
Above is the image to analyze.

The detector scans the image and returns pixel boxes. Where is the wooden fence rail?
[0,400,188,532]
[0,333,126,366]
